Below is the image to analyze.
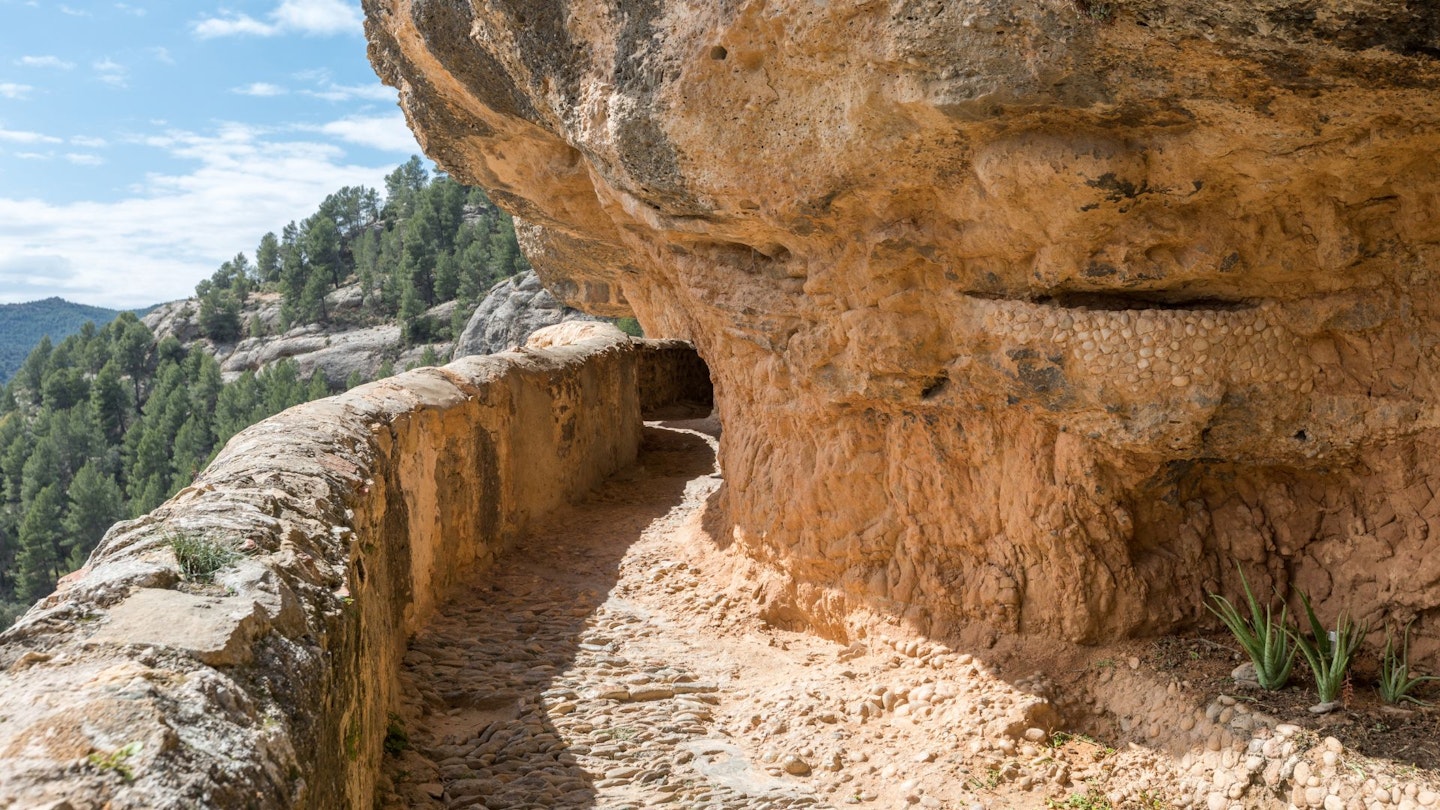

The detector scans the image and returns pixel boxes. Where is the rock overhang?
[365,0,1440,650]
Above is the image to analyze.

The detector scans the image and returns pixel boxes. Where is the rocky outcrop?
[0,334,711,808]
[364,0,1440,656]
[453,269,604,358]
[143,288,454,385]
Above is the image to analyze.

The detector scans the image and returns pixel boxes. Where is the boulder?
[453,270,604,358]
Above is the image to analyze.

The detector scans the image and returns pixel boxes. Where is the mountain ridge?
[0,298,128,384]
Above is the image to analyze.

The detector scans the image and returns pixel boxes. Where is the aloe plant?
[1291,593,1364,705]
[1378,621,1438,706]
[1206,566,1294,690]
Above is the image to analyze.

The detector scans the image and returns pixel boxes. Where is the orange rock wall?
[364,0,1440,658]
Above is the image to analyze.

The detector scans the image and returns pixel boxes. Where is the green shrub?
[1206,565,1294,690]
[169,534,239,583]
[614,317,644,338]
[1378,621,1438,706]
[1290,591,1364,705]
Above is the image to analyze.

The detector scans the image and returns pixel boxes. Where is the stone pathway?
[380,414,1440,810]
[381,416,827,809]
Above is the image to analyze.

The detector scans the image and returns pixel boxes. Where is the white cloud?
[0,83,33,99]
[57,5,90,16]
[0,123,407,308]
[289,68,393,102]
[0,127,60,144]
[302,82,395,103]
[271,0,362,35]
[115,3,145,15]
[94,59,127,88]
[70,135,108,148]
[65,153,104,166]
[310,113,419,153]
[17,55,75,70]
[233,82,288,97]
[193,0,362,39]
[149,47,175,65]
[193,13,275,38]
[0,255,99,302]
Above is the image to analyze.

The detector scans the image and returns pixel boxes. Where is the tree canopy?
[192,156,529,346]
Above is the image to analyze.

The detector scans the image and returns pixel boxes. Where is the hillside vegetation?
[0,157,527,629]
[189,155,527,348]
[0,299,122,385]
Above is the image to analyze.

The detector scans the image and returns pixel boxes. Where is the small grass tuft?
[1206,565,1295,690]
[1046,787,1114,809]
[88,742,142,782]
[169,534,240,583]
[383,714,410,756]
[965,766,1003,792]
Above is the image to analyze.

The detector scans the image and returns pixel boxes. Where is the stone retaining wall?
[0,335,711,809]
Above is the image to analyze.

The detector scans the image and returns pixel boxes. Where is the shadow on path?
[382,418,719,810]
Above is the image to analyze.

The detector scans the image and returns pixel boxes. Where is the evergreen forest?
[0,156,529,629]
[191,155,529,346]
[0,299,123,385]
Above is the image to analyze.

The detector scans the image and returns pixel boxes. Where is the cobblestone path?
[381,415,830,809]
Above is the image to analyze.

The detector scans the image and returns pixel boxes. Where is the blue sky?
[0,0,423,308]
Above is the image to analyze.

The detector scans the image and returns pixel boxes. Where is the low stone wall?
[0,335,711,809]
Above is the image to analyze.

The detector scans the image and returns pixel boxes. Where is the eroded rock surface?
[452,269,604,358]
[365,0,1440,654]
[144,288,454,385]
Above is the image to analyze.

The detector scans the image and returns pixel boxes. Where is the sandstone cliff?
[365,0,1440,656]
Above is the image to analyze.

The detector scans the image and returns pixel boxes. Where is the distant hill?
[0,298,122,383]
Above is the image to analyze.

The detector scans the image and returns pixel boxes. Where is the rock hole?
[1294,429,1309,441]
[709,45,728,60]
[1030,292,1256,312]
[921,375,949,399]
[355,557,367,585]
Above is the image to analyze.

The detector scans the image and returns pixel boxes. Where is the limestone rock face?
[452,269,604,358]
[144,288,453,385]
[365,0,1440,654]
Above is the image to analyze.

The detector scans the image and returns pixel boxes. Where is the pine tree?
[305,214,344,289]
[112,316,154,411]
[383,155,429,221]
[91,361,129,443]
[19,434,59,509]
[61,461,122,568]
[17,337,52,406]
[300,269,330,324]
[42,367,90,411]
[213,372,259,447]
[256,231,281,283]
[305,372,330,402]
[15,484,63,602]
[170,414,210,492]
[399,284,428,345]
[434,251,460,303]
